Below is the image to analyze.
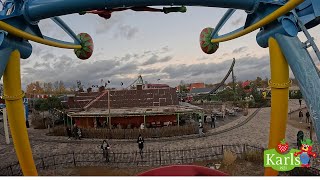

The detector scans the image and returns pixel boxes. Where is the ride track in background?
[1,0,320,176]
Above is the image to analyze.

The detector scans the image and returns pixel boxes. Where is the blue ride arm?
[25,0,258,21]
[275,34,320,141]
[0,47,13,81]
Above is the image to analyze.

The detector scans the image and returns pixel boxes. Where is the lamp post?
[32,88,36,123]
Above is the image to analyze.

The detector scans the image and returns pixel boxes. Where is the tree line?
[25,81,76,95]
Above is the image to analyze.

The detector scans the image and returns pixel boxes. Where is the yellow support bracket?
[0,21,81,49]
[3,50,38,176]
[264,37,290,176]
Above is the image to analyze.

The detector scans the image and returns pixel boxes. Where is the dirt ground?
[39,159,264,176]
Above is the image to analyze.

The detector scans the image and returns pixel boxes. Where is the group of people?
[198,114,217,136]
[298,110,310,124]
[66,124,82,140]
[100,134,145,162]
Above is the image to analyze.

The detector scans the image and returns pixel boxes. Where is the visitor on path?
[299,99,302,107]
[306,111,310,124]
[140,123,145,131]
[72,124,78,139]
[297,131,304,149]
[66,126,72,140]
[77,128,82,140]
[299,110,303,123]
[137,134,144,158]
[204,115,207,123]
[101,140,110,162]
[199,120,204,136]
[210,114,216,128]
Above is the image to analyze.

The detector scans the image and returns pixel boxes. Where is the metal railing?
[0,144,264,176]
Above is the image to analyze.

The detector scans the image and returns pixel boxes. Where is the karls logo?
[264,139,317,171]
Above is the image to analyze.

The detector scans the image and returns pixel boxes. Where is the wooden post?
[63,111,66,127]
[144,112,146,128]
[159,150,162,166]
[169,149,172,164]
[73,152,76,166]
[108,90,111,129]
[221,145,224,156]
[177,113,180,127]
[310,118,313,141]
[41,158,45,169]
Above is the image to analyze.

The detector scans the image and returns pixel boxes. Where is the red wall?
[74,115,177,129]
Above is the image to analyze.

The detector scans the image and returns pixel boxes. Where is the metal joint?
[268,80,292,89]
[3,92,25,101]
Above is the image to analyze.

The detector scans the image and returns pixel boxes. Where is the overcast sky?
[10,7,320,89]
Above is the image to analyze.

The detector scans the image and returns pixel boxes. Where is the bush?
[31,111,47,129]
[222,150,237,167]
[244,150,264,163]
[51,125,198,139]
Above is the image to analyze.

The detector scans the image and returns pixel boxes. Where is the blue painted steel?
[24,102,28,121]
[310,0,320,17]
[0,46,13,81]
[256,16,298,48]
[51,17,80,44]
[210,9,236,38]
[275,34,320,141]
[25,0,257,21]
[0,100,29,121]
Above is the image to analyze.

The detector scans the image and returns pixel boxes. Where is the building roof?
[190,82,205,89]
[146,84,170,88]
[190,87,213,94]
[63,88,179,110]
[68,103,203,117]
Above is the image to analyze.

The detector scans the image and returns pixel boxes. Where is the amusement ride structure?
[0,0,320,176]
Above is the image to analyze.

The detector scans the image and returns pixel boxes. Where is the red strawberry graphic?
[277,139,289,153]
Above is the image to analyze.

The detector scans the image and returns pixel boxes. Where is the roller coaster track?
[209,58,236,94]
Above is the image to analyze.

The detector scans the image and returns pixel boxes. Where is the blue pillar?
[275,34,320,140]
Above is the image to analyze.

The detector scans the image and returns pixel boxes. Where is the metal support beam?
[3,50,37,175]
[265,37,290,176]
[3,108,10,144]
[275,34,320,143]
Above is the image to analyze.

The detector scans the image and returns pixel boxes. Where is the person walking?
[137,134,144,158]
[306,111,310,124]
[299,110,303,123]
[199,120,204,136]
[66,126,72,140]
[77,128,82,140]
[297,131,304,149]
[299,99,302,107]
[72,124,78,139]
[100,140,110,162]
[210,114,216,128]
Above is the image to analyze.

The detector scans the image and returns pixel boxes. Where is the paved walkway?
[0,99,319,169]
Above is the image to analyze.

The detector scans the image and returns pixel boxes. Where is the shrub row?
[51,125,199,139]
